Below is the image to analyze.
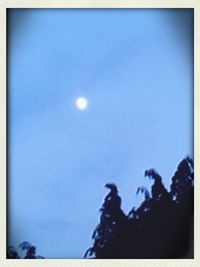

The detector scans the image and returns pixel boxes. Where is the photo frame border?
[0,1,199,266]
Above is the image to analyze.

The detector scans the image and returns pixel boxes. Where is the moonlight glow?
[76,97,88,110]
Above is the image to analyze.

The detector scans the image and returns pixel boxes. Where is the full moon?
[76,97,88,110]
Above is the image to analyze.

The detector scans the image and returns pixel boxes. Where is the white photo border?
[0,1,199,267]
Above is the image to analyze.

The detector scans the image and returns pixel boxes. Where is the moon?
[76,97,88,110]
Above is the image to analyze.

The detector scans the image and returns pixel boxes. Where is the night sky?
[8,8,193,258]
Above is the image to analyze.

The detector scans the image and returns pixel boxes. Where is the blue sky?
[8,8,193,258]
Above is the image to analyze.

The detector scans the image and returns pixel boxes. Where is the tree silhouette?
[7,241,44,259]
[84,183,127,258]
[85,156,194,259]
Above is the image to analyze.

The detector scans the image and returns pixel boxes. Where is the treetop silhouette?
[85,156,194,259]
[7,241,44,259]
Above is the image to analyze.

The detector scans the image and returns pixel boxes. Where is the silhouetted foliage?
[7,241,44,259]
[85,156,194,259]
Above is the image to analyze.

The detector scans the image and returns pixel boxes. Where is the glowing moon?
[76,97,88,110]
